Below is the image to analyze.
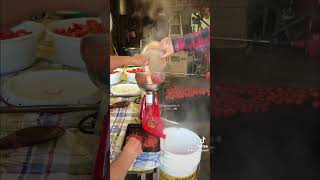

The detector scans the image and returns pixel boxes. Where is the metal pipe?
[162,118,181,126]
[211,37,271,44]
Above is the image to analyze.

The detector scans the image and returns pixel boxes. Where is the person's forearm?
[171,27,210,53]
[110,56,136,71]
[0,0,108,30]
[110,148,138,180]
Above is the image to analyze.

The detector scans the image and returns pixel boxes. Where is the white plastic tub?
[160,127,202,179]
[0,21,44,75]
[46,17,101,69]
[125,67,143,84]
[110,68,123,85]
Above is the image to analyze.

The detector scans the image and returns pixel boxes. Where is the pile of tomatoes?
[110,70,120,74]
[136,74,164,84]
[0,29,32,40]
[211,84,320,119]
[165,87,210,100]
[54,20,107,37]
[126,68,144,73]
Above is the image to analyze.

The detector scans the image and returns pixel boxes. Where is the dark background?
[211,0,320,180]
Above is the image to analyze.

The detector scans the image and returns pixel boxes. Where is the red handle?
[142,106,166,138]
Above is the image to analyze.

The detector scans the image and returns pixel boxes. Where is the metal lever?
[161,118,180,126]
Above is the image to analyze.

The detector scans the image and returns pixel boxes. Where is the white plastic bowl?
[110,68,123,85]
[46,17,102,69]
[0,21,44,75]
[125,67,143,84]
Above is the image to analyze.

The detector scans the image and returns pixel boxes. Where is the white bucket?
[160,127,202,180]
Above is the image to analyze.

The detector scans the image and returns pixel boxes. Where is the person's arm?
[110,137,142,180]
[172,27,210,54]
[81,33,149,73]
[110,55,148,71]
[155,27,210,58]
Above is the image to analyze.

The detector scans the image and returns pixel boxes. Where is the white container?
[110,68,123,85]
[0,21,44,75]
[125,67,143,84]
[160,128,202,179]
[46,17,101,69]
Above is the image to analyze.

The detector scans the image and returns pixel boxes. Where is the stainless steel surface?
[160,104,179,108]
[162,117,180,126]
[160,104,179,111]
[135,72,165,91]
[0,104,99,113]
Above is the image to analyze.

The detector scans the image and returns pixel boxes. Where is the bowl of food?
[0,21,44,75]
[47,17,107,69]
[125,67,144,84]
[110,68,123,85]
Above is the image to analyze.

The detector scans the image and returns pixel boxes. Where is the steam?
[132,0,211,141]
[131,0,170,41]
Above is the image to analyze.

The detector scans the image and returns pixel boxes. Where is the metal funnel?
[135,72,165,91]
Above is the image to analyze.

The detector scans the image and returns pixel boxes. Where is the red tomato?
[86,20,99,26]
[54,20,106,38]
[127,68,144,73]
[0,29,32,40]
[110,70,119,74]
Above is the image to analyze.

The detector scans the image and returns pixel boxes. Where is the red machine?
[136,72,166,138]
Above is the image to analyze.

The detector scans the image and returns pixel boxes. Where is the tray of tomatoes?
[53,20,107,38]
[0,30,32,40]
[126,67,144,74]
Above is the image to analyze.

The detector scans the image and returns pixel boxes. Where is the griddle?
[213,103,320,180]
[158,76,210,134]
[212,47,320,180]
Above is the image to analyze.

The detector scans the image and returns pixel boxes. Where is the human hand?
[132,54,149,67]
[143,38,174,58]
[159,37,174,58]
[123,136,143,158]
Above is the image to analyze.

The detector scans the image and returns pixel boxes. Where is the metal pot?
[123,47,141,56]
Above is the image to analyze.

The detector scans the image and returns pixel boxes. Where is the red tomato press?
[135,71,166,139]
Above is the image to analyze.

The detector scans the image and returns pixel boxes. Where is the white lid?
[1,70,102,106]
